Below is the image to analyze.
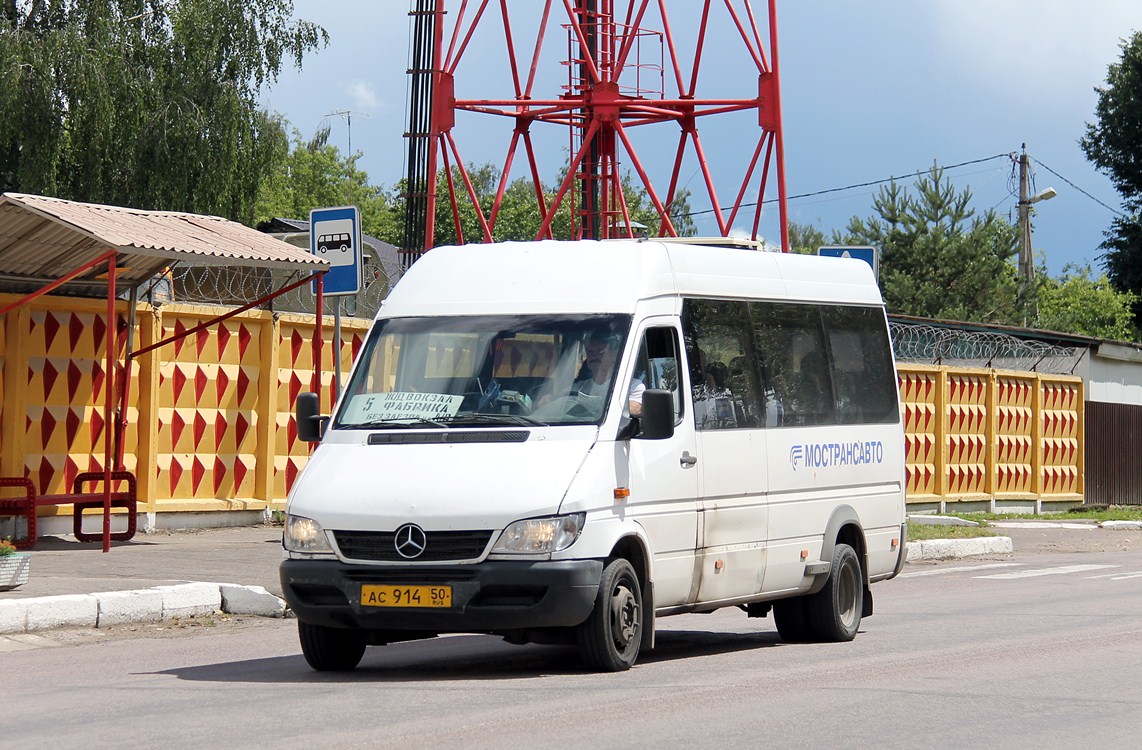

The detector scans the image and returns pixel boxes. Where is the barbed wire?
[890,321,1083,374]
[162,255,394,319]
[154,272,1083,374]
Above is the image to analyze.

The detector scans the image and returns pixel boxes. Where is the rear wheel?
[577,558,643,671]
[807,543,863,641]
[298,620,367,671]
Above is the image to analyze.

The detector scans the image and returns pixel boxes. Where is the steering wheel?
[530,394,597,421]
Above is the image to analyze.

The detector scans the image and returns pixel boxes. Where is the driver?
[575,332,645,415]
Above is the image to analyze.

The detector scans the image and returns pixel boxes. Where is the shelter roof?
[0,192,328,297]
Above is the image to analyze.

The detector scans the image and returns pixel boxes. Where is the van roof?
[379,239,883,318]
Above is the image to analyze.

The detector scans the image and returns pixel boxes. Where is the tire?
[298,620,367,671]
[772,597,814,643]
[577,558,643,671]
[806,543,863,642]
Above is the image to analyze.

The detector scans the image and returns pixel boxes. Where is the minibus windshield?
[334,314,632,429]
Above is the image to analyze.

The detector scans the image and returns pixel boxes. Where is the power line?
[1030,158,1125,218]
[685,153,1012,218]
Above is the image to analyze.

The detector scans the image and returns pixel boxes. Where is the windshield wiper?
[447,413,547,427]
[353,418,449,429]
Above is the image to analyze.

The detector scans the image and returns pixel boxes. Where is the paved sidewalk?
[1,525,287,634]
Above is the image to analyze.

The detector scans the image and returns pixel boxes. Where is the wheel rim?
[610,579,640,652]
[837,558,859,629]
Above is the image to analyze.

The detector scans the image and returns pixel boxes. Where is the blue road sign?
[818,245,879,277]
[310,206,362,296]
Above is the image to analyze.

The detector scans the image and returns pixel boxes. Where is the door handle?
[680,451,698,468]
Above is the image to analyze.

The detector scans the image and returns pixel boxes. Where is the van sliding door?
[681,299,771,603]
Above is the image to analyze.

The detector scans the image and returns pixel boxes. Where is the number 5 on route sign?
[310,205,362,296]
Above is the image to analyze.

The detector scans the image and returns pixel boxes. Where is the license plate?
[360,584,452,608]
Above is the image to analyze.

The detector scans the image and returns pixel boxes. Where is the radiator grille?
[333,529,494,562]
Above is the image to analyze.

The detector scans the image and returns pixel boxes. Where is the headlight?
[283,514,335,554]
[492,513,586,555]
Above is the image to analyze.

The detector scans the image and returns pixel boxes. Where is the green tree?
[0,0,326,223]
[392,162,695,248]
[839,166,1022,323]
[255,126,394,238]
[1080,30,1142,327]
[786,221,829,255]
[1036,264,1139,341]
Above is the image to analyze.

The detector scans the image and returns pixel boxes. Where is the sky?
[260,0,1142,277]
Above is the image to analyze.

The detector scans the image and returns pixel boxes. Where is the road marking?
[976,564,1117,580]
[899,563,1022,578]
[1109,572,1142,581]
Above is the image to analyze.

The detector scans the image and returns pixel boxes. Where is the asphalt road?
[4,540,1141,749]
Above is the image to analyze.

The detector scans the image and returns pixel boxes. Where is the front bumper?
[280,558,603,633]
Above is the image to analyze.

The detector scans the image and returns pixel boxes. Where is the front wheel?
[298,620,367,671]
[577,558,643,671]
[772,597,814,643]
[806,543,863,641]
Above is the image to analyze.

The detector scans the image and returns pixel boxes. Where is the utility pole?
[1017,145,1033,292]
[1016,144,1057,325]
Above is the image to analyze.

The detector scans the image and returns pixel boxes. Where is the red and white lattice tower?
[401,0,788,263]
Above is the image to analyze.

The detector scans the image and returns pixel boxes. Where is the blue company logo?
[790,440,885,471]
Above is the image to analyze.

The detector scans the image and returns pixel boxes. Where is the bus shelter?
[0,193,330,551]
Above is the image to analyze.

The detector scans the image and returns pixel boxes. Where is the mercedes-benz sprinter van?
[281,239,906,672]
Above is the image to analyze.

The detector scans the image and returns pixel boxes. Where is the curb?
[905,536,1014,562]
[0,582,288,635]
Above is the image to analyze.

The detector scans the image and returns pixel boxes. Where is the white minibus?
[281,239,906,671]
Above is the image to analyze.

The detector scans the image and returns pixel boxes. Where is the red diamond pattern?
[193,412,207,449]
[217,325,232,359]
[191,456,206,495]
[213,456,227,494]
[238,324,252,359]
[43,313,60,351]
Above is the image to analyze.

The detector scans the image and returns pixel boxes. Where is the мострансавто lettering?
[796,440,884,470]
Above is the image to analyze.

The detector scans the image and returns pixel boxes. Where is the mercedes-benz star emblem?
[394,523,427,559]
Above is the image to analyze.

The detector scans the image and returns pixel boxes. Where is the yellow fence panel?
[1039,376,1084,500]
[944,368,990,499]
[898,366,940,500]
[993,372,1035,497]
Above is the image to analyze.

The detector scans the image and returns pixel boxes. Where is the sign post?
[310,206,363,403]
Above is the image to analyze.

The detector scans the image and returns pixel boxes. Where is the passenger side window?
[681,300,764,430]
[822,306,899,424]
[750,302,834,427]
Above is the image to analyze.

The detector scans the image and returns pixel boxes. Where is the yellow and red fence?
[0,295,365,521]
[1,297,1086,522]
[898,363,1083,512]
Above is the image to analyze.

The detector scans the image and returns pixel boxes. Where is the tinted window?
[683,298,898,429]
[822,305,899,424]
[750,302,834,426]
[682,300,765,430]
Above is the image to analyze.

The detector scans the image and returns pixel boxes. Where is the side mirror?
[638,389,675,440]
[296,392,329,443]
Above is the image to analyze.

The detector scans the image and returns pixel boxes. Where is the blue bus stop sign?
[817,245,879,278]
[310,206,362,296]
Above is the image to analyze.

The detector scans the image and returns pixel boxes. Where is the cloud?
[342,80,380,112]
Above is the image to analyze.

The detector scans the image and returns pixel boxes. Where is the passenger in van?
[795,349,831,424]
